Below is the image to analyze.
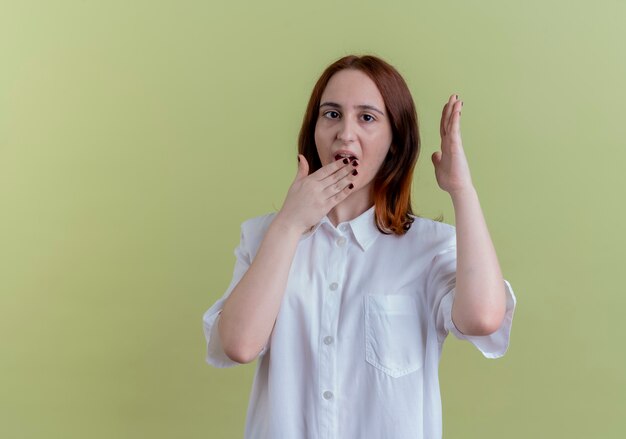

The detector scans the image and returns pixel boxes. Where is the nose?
[337,116,357,144]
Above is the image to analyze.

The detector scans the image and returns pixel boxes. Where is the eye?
[362,114,375,122]
[323,110,340,119]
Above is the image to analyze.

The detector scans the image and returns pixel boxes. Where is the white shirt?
[202,205,517,439]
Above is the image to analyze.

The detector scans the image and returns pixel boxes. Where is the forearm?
[218,214,302,363]
[450,186,506,336]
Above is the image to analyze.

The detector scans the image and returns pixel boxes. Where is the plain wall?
[1,1,624,437]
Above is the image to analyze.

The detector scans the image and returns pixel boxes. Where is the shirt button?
[323,336,334,345]
[339,224,349,232]
[329,282,338,291]
[323,391,334,400]
[336,237,346,247]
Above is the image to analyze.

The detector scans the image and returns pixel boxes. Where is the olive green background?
[1,0,624,438]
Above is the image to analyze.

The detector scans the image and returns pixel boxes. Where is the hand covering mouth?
[334,153,358,161]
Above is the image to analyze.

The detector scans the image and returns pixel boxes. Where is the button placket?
[318,228,347,438]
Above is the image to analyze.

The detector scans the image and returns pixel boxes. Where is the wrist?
[271,212,308,238]
[449,185,478,204]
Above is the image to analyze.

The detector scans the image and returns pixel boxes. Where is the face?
[314,69,393,195]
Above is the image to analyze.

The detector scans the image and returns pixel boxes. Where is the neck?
[327,185,374,227]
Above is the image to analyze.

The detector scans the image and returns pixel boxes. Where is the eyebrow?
[319,101,385,116]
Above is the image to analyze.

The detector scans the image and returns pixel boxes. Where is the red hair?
[298,54,421,235]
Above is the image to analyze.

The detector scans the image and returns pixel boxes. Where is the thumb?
[296,154,309,180]
[431,151,441,167]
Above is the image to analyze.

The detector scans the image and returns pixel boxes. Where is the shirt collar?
[299,205,380,252]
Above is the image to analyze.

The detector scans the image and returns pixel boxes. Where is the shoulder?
[408,214,455,237]
[241,211,277,234]
[402,214,456,250]
[238,211,278,256]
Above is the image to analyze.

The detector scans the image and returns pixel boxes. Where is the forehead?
[320,69,384,107]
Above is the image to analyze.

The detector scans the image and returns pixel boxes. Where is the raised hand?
[275,154,359,234]
[431,94,474,196]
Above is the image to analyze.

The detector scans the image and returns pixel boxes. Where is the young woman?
[203,54,517,439]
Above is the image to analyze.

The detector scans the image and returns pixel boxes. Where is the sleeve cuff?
[441,279,517,359]
[202,307,269,367]
[202,308,242,368]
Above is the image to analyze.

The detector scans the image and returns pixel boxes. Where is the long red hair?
[298,54,421,235]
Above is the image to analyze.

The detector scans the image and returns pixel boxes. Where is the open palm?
[431,94,474,195]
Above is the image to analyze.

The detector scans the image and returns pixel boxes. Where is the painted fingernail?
[352,169,358,176]
[348,183,354,189]
[343,158,349,164]
[352,160,358,167]
[297,156,300,162]
[455,94,458,99]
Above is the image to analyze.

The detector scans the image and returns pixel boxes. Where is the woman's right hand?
[274,154,359,234]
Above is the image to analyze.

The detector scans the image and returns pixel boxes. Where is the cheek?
[366,147,391,175]
[313,129,327,165]
[314,126,332,152]
[314,124,322,145]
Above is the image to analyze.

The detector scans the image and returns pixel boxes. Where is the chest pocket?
[364,294,425,378]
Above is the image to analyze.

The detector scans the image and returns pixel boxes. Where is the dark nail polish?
[348,183,354,189]
[297,156,300,162]
[343,158,349,164]
[352,160,358,167]
[352,169,358,176]
[455,94,458,99]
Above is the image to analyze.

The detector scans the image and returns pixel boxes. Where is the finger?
[440,103,447,137]
[446,99,463,138]
[442,94,458,134]
[431,151,441,166]
[322,166,358,196]
[326,178,356,206]
[321,160,358,187]
[319,158,359,185]
[311,156,354,181]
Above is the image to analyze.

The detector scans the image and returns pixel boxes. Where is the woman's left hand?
[432,94,474,196]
